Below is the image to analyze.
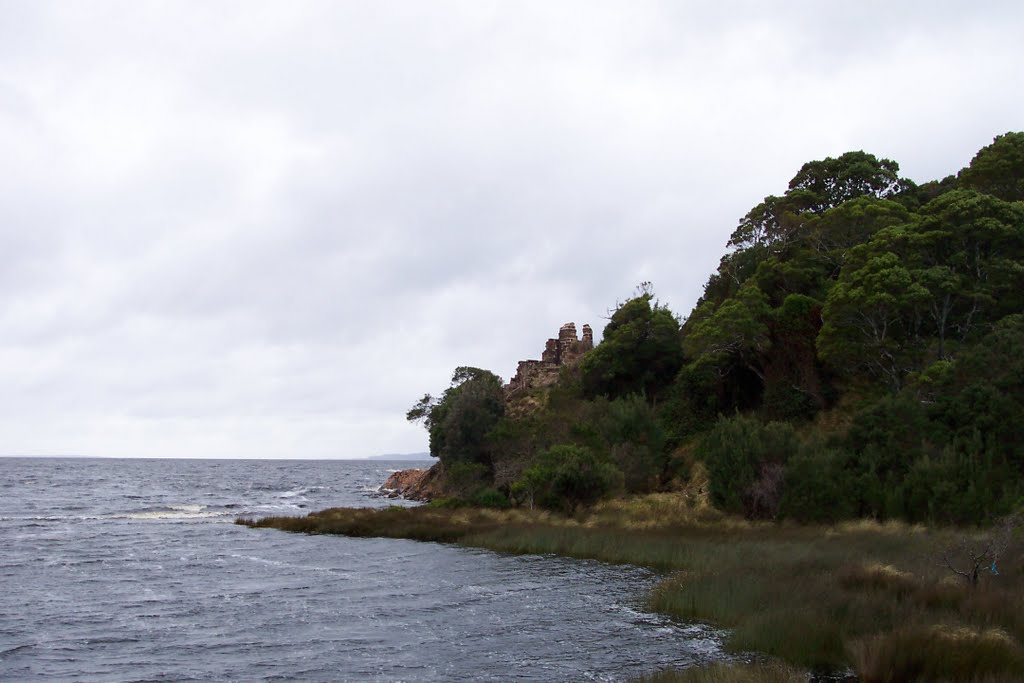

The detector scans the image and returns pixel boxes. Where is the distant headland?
[366,452,432,461]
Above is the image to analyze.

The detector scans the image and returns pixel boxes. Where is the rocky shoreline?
[379,465,442,501]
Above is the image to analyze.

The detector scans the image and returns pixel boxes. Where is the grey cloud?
[0,1,1022,457]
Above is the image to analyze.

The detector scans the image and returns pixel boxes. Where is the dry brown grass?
[837,562,917,598]
[848,625,1024,683]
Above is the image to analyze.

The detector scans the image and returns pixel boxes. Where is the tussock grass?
[837,562,916,598]
[236,506,548,543]
[239,496,1024,681]
[848,625,1024,683]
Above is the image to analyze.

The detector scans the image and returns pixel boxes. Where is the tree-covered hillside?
[409,132,1024,525]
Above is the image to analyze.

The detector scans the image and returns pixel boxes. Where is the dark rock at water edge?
[380,465,443,501]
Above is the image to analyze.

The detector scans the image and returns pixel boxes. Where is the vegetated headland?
[240,133,1024,683]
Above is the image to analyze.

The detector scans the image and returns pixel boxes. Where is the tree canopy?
[407,366,505,469]
[407,132,1024,524]
[579,286,683,400]
[958,132,1024,202]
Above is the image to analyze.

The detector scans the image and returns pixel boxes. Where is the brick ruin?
[506,322,594,395]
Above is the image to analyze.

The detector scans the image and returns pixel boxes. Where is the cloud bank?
[1,1,1022,457]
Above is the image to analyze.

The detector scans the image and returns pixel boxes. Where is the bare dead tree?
[743,463,785,521]
[939,513,1022,587]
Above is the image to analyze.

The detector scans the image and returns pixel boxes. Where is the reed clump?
[848,625,1024,683]
[239,496,1024,681]
[236,506,534,543]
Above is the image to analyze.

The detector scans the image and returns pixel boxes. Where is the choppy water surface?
[0,458,723,681]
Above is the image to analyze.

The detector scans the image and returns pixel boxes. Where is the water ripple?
[0,458,724,681]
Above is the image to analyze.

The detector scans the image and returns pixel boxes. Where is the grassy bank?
[238,495,1024,682]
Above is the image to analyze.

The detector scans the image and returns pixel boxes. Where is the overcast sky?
[1,1,1021,458]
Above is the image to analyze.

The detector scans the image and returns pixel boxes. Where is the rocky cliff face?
[385,322,595,499]
[505,322,593,397]
[380,465,444,501]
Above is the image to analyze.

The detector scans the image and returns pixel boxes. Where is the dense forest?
[408,132,1024,525]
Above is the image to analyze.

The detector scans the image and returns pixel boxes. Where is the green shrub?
[512,444,623,514]
[780,446,854,523]
[443,461,490,497]
[699,415,798,519]
[761,382,819,422]
[427,496,469,509]
[657,362,724,442]
[471,488,510,509]
[576,394,669,494]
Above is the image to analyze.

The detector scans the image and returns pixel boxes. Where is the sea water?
[0,458,723,682]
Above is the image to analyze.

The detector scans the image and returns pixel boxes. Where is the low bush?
[427,496,469,509]
[699,415,798,519]
[471,488,510,509]
[511,444,623,513]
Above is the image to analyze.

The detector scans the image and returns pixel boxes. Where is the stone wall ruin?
[506,322,594,395]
